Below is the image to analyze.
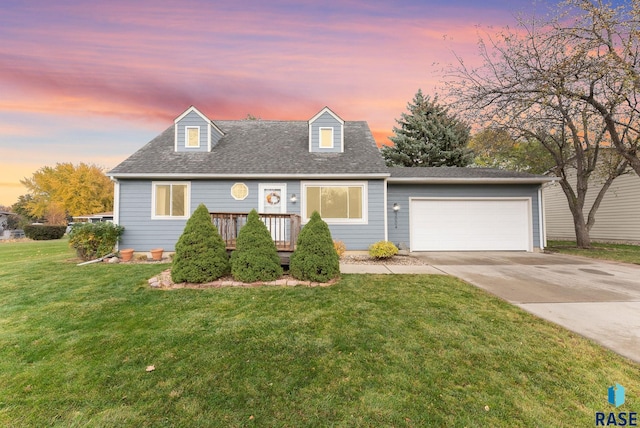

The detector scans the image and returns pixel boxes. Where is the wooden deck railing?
[210,212,302,251]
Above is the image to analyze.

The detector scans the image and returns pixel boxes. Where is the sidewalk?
[339,263,443,275]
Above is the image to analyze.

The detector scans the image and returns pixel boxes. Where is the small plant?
[369,241,398,259]
[333,240,346,258]
[23,224,67,240]
[290,211,340,282]
[230,209,283,282]
[172,204,230,283]
[68,222,125,261]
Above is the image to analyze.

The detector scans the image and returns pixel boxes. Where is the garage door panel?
[410,199,530,251]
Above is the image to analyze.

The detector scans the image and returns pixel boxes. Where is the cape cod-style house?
[108,106,552,253]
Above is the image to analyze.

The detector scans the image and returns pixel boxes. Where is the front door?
[259,184,287,242]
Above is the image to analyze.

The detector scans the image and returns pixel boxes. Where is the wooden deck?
[210,212,302,253]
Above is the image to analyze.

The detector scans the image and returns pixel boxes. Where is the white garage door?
[410,198,531,251]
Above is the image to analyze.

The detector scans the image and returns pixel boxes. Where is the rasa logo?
[595,383,637,426]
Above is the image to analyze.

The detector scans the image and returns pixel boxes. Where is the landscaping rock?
[148,268,338,290]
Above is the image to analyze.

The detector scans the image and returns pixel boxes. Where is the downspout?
[538,186,546,250]
[383,178,389,242]
[111,177,120,250]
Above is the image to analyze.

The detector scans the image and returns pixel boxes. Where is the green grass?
[1,240,639,427]
[547,240,640,265]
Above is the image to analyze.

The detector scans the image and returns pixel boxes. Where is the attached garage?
[409,198,532,251]
[386,167,553,252]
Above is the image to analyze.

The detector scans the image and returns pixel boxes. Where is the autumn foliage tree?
[20,163,113,223]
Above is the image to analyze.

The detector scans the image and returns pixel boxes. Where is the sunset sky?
[0,0,554,206]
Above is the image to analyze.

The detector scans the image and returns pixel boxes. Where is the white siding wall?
[544,171,640,243]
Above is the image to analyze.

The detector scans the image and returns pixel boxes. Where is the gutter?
[387,177,556,185]
[107,172,392,180]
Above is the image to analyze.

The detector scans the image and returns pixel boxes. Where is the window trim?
[301,181,368,224]
[185,126,201,148]
[151,181,191,220]
[319,127,334,149]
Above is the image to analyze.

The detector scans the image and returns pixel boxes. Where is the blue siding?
[387,183,542,249]
[176,110,209,152]
[117,179,386,252]
[309,111,343,153]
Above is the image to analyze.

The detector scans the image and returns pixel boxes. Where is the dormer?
[308,107,344,153]
[174,106,224,152]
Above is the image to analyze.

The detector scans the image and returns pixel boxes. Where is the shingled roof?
[108,120,389,178]
[388,167,553,183]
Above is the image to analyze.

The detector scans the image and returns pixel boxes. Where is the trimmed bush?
[369,241,398,259]
[68,222,124,260]
[230,209,283,282]
[172,203,230,283]
[290,211,340,282]
[24,224,67,241]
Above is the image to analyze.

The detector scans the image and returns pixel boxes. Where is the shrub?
[230,209,283,282]
[333,240,346,258]
[172,203,230,283]
[290,211,340,282]
[68,222,124,260]
[24,224,67,241]
[369,241,398,259]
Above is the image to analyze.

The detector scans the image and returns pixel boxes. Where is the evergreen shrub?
[171,203,230,283]
[230,209,283,282]
[68,222,124,260]
[289,211,340,282]
[369,241,398,259]
[24,224,67,241]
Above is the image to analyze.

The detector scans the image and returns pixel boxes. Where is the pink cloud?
[0,0,527,150]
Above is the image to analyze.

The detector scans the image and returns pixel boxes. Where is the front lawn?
[1,240,638,426]
[547,240,640,265]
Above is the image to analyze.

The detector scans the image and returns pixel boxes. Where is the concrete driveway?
[413,252,640,364]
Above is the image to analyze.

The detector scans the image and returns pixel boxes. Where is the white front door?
[259,184,287,241]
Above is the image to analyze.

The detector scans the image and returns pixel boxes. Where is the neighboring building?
[544,170,640,244]
[0,211,11,231]
[108,106,552,252]
[72,211,114,223]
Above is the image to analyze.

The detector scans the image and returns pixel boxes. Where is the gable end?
[174,106,224,152]
[308,107,344,153]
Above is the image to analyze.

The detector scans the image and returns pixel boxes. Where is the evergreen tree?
[230,209,283,282]
[171,203,230,283]
[381,90,473,167]
[289,211,340,282]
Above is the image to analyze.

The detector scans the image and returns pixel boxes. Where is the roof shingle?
[108,120,389,178]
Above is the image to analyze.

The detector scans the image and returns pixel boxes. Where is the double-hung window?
[152,182,190,219]
[319,127,334,148]
[302,181,367,224]
[185,126,200,148]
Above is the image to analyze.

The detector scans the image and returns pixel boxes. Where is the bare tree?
[554,0,640,175]
[447,13,628,248]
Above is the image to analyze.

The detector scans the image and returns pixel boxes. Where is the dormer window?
[319,127,334,148]
[186,126,200,148]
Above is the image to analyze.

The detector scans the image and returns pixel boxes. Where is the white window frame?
[301,181,368,224]
[151,181,191,220]
[319,127,334,149]
[185,126,201,148]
